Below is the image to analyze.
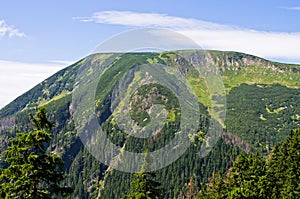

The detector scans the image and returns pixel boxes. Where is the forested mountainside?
[0,50,299,198]
[199,128,300,199]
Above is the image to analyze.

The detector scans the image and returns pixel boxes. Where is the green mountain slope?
[0,50,299,198]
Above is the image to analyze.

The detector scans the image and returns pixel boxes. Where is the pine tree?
[198,172,228,199]
[266,128,300,198]
[178,177,199,199]
[227,153,266,199]
[0,107,73,198]
[199,128,300,199]
[125,152,163,199]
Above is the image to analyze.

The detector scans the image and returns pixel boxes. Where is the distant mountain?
[0,50,299,198]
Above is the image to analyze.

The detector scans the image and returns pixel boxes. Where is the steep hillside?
[0,50,299,198]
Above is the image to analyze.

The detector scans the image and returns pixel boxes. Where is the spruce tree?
[199,128,300,199]
[266,128,300,198]
[125,152,163,199]
[0,107,73,198]
[178,177,199,199]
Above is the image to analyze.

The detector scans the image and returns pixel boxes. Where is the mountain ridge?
[0,50,299,119]
[0,50,299,198]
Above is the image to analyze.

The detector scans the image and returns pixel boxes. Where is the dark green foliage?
[198,172,228,199]
[126,172,163,199]
[65,147,107,199]
[226,84,300,154]
[199,128,300,199]
[226,153,266,198]
[125,172,163,199]
[125,153,164,199]
[177,178,199,199]
[99,138,240,198]
[265,128,300,198]
[0,107,73,198]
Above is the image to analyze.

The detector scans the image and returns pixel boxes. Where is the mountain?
[0,50,299,198]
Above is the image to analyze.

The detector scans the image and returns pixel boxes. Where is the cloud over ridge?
[77,11,300,62]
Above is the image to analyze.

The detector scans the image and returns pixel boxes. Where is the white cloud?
[178,29,300,61]
[285,6,300,10]
[0,60,67,109]
[75,11,227,30]
[48,60,74,66]
[0,20,25,38]
[77,11,300,62]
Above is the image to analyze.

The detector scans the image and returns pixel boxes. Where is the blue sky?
[0,0,300,108]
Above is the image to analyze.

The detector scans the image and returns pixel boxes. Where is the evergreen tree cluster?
[124,152,164,199]
[0,107,72,199]
[199,128,300,199]
[125,172,163,199]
